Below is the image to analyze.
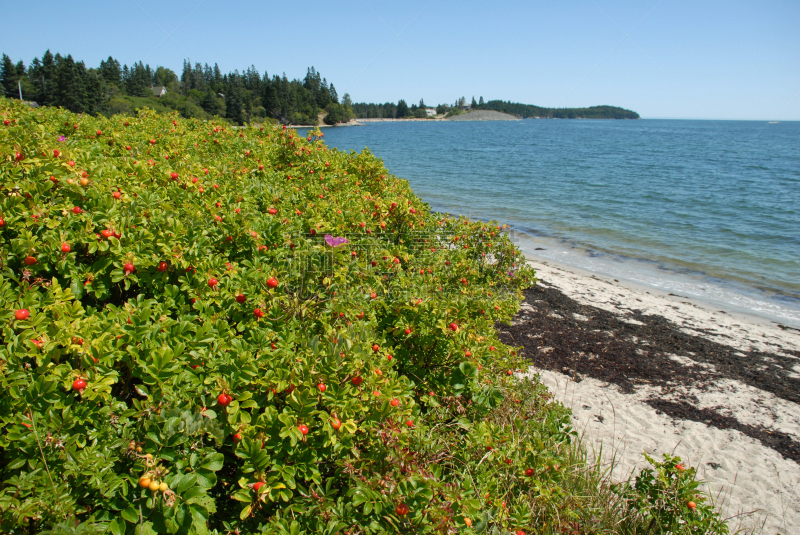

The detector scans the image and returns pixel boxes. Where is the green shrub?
[613,453,730,534]
[0,99,726,534]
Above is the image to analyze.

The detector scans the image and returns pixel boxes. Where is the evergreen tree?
[180,59,192,94]
[396,99,409,118]
[1,54,18,98]
[126,62,151,97]
[99,56,122,88]
[200,89,219,115]
[192,62,205,90]
[225,85,245,125]
[213,64,222,85]
[470,96,477,108]
[39,50,57,105]
[55,55,87,113]
[80,63,105,115]
[204,63,213,88]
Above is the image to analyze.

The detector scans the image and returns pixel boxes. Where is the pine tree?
[55,55,87,113]
[40,50,57,105]
[80,62,104,114]
[201,89,219,115]
[225,84,245,125]
[396,99,409,118]
[213,64,222,85]
[99,56,122,88]
[470,96,477,108]
[180,59,192,94]
[1,54,18,98]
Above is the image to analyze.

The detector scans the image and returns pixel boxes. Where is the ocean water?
[301,120,800,326]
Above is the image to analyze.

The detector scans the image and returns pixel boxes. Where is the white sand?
[519,258,800,534]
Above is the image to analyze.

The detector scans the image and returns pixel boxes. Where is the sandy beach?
[502,258,800,534]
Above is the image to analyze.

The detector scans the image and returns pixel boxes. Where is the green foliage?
[350,101,398,119]
[612,453,729,534]
[323,104,353,125]
[480,100,640,119]
[396,99,409,118]
[0,98,723,534]
[2,51,342,125]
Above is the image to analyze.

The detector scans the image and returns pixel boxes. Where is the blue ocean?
[302,119,800,325]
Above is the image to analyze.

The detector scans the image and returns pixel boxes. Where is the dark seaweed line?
[496,283,800,463]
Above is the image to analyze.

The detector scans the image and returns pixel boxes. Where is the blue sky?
[3,0,799,120]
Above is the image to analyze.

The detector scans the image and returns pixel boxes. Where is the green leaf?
[232,489,252,502]
[109,518,125,535]
[177,473,197,494]
[199,453,224,472]
[122,505,139,523]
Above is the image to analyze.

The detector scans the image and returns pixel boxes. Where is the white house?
[425,108,437,117]
[151,85,167,98]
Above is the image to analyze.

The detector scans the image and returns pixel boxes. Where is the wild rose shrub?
[0,100,724,534]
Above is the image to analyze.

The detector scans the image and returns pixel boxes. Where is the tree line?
[1,50,639,124]
[478,99,640,119]
[1,51,354,125]
[352,95,638,120]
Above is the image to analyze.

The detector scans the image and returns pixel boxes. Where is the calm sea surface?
[302,120,800,325]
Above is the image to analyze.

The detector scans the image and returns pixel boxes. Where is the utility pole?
[18,80,22,101]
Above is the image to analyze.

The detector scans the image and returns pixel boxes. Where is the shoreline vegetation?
[1,98,727,533]
[292,108,634,128]
[1,51,639,127]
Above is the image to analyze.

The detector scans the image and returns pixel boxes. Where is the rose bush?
[0,99,725,534]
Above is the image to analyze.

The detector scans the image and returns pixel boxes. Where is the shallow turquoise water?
[303,120,800,324]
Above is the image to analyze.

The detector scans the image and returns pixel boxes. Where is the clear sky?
[2,0,799,120]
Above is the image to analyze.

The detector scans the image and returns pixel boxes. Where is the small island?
[351,97,639,122]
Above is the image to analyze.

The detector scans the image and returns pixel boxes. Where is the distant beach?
[288,109,522,127]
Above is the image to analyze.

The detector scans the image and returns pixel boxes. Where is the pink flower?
[324,234,348,248]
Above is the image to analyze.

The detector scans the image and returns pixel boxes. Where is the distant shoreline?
[290,112,640,128]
